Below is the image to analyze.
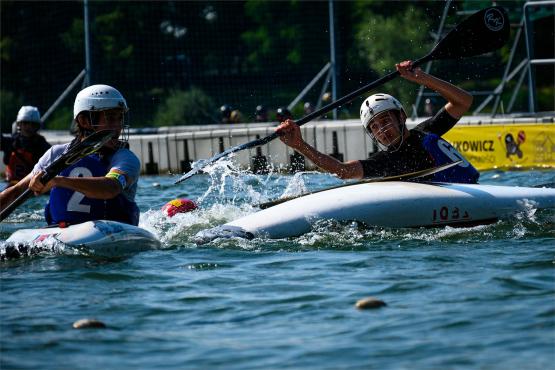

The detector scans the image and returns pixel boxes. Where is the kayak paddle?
[175,6,509,184]
[0,129,116,222]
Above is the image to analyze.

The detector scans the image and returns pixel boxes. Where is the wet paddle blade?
[429,6,510,61]
[173,7,510,184]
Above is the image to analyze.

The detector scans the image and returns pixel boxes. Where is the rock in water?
[72,318,107,329]
[355,297,387,310]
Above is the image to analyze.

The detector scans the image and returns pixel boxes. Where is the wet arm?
[418,73,473,118]
[31,174,124,200]
[277,119,363,180]
[294,141,364,180]
[0,173,32,212]
[397,61,473,118]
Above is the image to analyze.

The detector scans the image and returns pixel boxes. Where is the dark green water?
[1,168,554,369]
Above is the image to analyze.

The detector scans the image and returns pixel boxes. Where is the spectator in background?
[424,98,435,116]
[320,92,333,119]
[254,105,268,122]
[230,109,242,123]
[303,102,315,115]
[2,106,51,187]
[220,104,233,124]
[275,107,292,125]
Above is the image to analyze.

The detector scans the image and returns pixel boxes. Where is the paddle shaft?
[297,55,429,128]
[174,54,431,184]
[249,55,431,146]
[0,189,34,221]
[0,129,115,222]
[245,66,409,147]
[0,160,69,221]
[175,6,509,184]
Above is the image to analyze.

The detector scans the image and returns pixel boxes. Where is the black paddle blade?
[173,6,509,184]
[429,6,510,61]
[42,129,116,183]
[0,129,115,222]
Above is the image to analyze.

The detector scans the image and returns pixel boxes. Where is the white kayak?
[195,182,555,242]
[4,220,160,258]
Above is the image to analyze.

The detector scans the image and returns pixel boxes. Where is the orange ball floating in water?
[162,198,198,217]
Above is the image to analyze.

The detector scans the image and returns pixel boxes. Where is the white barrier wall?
[128,120,374,174]
[2,116,552,176]
[123,116,555,175]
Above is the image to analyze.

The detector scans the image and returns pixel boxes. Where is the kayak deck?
[3,220,160,259]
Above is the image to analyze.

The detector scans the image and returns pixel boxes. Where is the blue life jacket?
[45,154,139,225]
[421,133,479,184]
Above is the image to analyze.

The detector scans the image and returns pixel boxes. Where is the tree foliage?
[153,87,216,126]
[352,5,431,107]
[0,90,22,133]
[1,0,551,132]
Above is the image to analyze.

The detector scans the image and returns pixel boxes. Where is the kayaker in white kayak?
[276,60,479,183]
[0,84,141,226]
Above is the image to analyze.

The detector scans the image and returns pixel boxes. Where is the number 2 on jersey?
[67,167,92,213]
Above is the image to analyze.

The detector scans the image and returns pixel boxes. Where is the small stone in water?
[355,297,386,310]
[72,318,107,329]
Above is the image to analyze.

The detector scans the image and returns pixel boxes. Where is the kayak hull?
[195,182,555,242]
[5,220,160,257]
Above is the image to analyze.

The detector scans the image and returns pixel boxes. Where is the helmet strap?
[75,113,95,139]
[367,110,407,152]
[386,111,407,152]
[88,111,103,129]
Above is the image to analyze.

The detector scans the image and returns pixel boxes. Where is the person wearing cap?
[0,84,141,226]
[1,106,51,187]
[254,105,268,122]
[275,107,292,124]
[276,60,479,183]
[303,102,315,115]
[230,109,242,124]
[220,104,233,124]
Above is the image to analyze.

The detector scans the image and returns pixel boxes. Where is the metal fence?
[1,1,552,134]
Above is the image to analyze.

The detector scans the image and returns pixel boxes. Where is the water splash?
[507,201,543,240]
[281,172,309,198]
[0,236,70,261]
[139,170,336,249]
[298,220,367,249]
[515,199,538,223]
[194,155,277,206]
[140,201,254,246]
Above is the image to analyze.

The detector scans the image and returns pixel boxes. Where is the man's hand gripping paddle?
[0,129,116,222]
[175,6,509,184]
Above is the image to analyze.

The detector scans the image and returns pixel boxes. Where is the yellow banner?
[443,123,555,170]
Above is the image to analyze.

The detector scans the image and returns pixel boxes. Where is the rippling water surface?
[1,164,554,370]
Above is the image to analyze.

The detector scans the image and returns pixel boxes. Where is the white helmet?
[73,84,128,119]
[17,106,41,124]
[360,93,405,129]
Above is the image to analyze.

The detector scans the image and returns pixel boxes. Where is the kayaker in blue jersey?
[276,60,479,183]
[0,84,141,226]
